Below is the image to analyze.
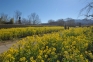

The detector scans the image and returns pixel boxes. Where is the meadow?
[0,26,93,62]
[0,26,63,41]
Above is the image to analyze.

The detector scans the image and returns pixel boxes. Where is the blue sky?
[0,0,92,23]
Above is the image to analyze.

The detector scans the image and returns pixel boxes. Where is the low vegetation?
[0,27,93,62]
[0,26,63,41]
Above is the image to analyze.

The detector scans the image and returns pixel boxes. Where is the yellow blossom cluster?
[0,27,93,62]
[0,27,63,41]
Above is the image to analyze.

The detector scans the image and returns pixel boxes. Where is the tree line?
[47,18,79,27]
[0,10,41,25]
[46,18,93,27]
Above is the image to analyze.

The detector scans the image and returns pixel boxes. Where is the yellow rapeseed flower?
[72,41,76,45]
[51,52,55,55]
[64,51,68,54]
[19,57,26,61]
[57,60,60,62]
[31,60,36,62]
[45,55,48,58]
[37,55,42,59]
[6,54,12,58]
[53,47,56,51]
[41,60,44,62]
[30,57,34,61]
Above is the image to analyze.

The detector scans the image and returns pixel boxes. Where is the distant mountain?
[75,19,93,25]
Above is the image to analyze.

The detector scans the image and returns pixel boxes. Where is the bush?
[10,18,14,24]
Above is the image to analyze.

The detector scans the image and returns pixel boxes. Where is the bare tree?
[22,18,29,25]
[0,13,9,24]
[9,18,14,24]
[48,19,55,25]
[56,19,65,26]
[15,10,22,24]
[28,13,41,25]
[28,15,32,24]
[35,15,41,24]
[47,19,65,26]
[66,18,75,27]
[79,1,93,18]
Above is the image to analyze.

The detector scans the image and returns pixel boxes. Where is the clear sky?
[0,0,92,23]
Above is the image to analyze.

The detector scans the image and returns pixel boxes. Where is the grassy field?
[0,26,93,62]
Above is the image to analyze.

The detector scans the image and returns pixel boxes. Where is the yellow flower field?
[0,27,63,41]
[0,27,93,62]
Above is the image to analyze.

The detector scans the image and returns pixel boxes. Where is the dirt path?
[0,40,18,54]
